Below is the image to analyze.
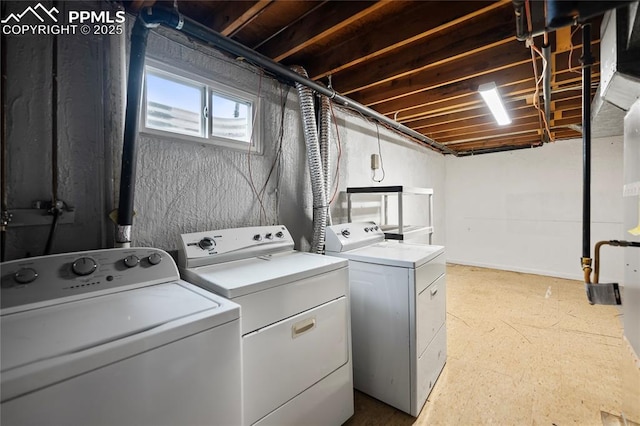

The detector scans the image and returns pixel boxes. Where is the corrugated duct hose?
[292,65,328,253]
[319,95,332,227]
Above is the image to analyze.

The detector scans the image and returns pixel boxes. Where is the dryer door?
[243,296,349,425]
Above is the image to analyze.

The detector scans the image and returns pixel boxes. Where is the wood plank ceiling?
[130,0,601,155]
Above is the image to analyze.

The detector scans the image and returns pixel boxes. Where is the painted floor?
[345,264,640,426]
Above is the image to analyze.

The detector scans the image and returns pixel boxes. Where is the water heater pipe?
[580,23,594,282]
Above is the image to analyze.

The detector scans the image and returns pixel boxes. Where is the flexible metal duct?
[292,66,327,254]
[319,95,332,226]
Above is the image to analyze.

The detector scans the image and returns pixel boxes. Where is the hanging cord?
[372,122,386,183]
[247,71,267,225]
[568,24,583,75]
[258,84,290,223]
[327,101,342,204]
[528,38,553,143]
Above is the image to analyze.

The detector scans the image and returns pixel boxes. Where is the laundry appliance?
[0,247,241,426]
[325,221,446,417]
[178,225,354,426]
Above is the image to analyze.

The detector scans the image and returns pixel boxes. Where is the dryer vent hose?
[292,65,328,253]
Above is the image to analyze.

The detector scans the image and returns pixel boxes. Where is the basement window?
[141,59,260,152]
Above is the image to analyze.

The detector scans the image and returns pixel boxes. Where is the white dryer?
[325,222,446,417]
[178,225,353,426]
[1,248,241,426]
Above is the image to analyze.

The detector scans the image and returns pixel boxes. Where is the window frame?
[140,58,262,153]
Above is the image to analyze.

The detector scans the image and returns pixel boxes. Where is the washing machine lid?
[182,251,348,299]
[330,241,444,268]
[0,282,225,373]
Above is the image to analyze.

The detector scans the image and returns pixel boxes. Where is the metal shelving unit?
[346,186,434,243]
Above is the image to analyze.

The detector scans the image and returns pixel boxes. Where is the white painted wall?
[445,136,624,283]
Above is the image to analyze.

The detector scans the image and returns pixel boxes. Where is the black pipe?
[542,41,552,142]
[46,7,59,255]
[581,23,593,260]
[115,17,152,246]
[1,0,8,261]
[456,142,542,157]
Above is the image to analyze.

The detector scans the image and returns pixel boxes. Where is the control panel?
[325,221,385,253]
[179,225,294,269]
[1,248,178,312]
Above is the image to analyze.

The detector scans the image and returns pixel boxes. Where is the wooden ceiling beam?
[434,121,543,144]
[377,62,536,118]
[328,4,516,94]
[350,41,533,107]
[218,0,273,37]
[424,111,541,138]
[302,1,499,80]
[257,1,389,62]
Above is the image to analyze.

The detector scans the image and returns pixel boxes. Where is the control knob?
[198,237,216,250]
[14,267,38,284]
[253,234,262,241]
[148,252,162,265]
[275,231,284,238]
[341,229,351,238]
[72,257,97,276]
[265,233,273,240]
[123,255,139,268]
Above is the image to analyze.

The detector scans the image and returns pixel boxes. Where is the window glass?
[211,93,252,143]
[145,71,204,137]
[141,59,260,152]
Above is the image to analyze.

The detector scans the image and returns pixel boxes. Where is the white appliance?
[1,248,241,426]
[325,221,446,417]
[178,225,354,426]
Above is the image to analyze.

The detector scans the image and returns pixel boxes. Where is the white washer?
[1,248,241,426]
[178,225,354,426]
[325,222,446,417]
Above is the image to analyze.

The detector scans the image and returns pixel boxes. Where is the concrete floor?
[345,264,640,426]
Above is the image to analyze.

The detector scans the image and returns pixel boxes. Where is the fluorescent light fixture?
[478,82,511,125]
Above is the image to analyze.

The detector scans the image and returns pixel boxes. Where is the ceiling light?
[478,82,511,125]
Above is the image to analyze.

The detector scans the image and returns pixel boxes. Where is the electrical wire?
[372,122,386,183]
[258,84,290,222]
[328,100,342,205]
[568,24,583,75]
[528,39,554,142]
[246,71,268,225]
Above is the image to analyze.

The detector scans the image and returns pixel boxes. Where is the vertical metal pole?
[581,23,594,277]
[347,193,352,223]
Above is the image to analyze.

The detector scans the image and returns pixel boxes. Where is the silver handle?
[292,317,316,338]
[430,287,438,296]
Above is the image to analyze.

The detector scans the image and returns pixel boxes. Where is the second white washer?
[325,222,446,417]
